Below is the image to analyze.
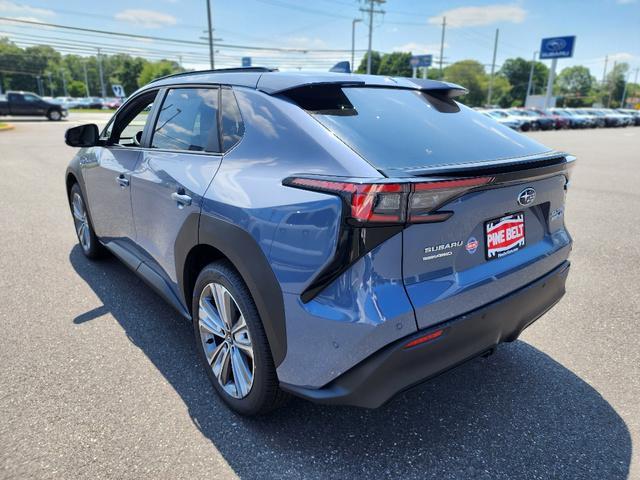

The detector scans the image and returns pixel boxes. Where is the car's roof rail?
[151,67,277,83]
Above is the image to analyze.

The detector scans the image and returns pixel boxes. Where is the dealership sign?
[410,54,433,68]
[540,36,576,59]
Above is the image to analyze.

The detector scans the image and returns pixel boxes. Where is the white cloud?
[114,9,177,29]
[608,52,635,62]
[616,0,637,4]
[427,3,527,28]
[0,0,53,17]
[285,36,327,49]
[392,42,446,54]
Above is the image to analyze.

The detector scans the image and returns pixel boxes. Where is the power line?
[0,16,368,53]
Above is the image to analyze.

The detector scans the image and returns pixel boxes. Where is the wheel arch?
[178,213,287,367]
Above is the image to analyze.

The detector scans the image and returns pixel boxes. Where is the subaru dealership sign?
[410,54,433,68]
[540,36,576,59]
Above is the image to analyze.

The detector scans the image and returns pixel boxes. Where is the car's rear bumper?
[281,260,570,408]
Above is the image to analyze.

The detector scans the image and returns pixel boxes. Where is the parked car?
[548,108,590,129]
[0,91,68,120]
[512,108,555,130]
[527,108,570,130]
[53,96,81,109]
[481,109,525,130]
[505,109,540,131]
[617,108,640,126]
[565,108,599,128]
[64,69,574,415]
[103,97,123,109]
[76,97,105,109]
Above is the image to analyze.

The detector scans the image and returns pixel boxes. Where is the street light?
[351,18,361,73]
[525,50,539,107]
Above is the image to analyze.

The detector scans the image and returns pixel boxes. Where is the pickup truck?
[0,91,68,120]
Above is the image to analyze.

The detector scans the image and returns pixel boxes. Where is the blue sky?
[1,0,638,77]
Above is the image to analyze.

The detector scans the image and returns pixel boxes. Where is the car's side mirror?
[65,124,100,147]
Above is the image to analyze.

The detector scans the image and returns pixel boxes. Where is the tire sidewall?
[48,109,62,121]
[192,263,275,415]
[69,183,102,258]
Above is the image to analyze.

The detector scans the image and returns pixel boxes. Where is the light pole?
[206,0,214,69]
[525,50,538,106]
[351,18,361,73]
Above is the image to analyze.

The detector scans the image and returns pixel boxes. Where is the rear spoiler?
[257,74,468,97]
[387,152,576,184]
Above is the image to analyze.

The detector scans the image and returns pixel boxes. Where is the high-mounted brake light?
[285,176,493,225]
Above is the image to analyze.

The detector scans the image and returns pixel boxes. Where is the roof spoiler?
[329,61,351,73]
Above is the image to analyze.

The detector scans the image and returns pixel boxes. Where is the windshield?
[304,87,549,172]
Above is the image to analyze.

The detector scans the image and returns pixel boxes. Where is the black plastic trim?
[197,214,288,367]
[281,260,570,408]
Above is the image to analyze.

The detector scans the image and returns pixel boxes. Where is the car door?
[130,86,224,289]
[8,93,42,115]
[82,90,159,249]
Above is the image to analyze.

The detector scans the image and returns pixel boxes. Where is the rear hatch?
[402,162,572,329]
[295,85,573,329]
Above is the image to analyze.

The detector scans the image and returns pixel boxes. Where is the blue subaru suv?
[65,68,573,415]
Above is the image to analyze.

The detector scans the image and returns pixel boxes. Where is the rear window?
[292,87,549,173]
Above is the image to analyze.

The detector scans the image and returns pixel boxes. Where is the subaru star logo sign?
[540,36,576,59]
[518,188,536,206]
[547,38,567,52]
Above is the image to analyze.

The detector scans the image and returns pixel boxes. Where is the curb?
[0,123,15,131]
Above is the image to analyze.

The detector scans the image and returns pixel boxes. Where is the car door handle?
[116,175,129,187]
[171,192,192,207]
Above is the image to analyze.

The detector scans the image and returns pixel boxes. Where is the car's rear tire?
[69,183,105,259]
[192,260,289,415]
[47,109,62,121]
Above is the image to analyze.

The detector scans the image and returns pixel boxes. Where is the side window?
[23,94,39,102]
[120,103,153,144]
[151,88,220,153]
[221,88,245,151]
[107,91,157,147]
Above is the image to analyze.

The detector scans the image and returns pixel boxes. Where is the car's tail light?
[285,176,493,225]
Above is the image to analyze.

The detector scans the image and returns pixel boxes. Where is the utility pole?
[525,50,538,105]
[486,28,499,105]
[620,68,635,107]
[60,69,68,97]
[351,18,361,73]
[439,16,446,75]
[601,55,608,85]
[206,0,215,69]
[47,72,53,96]
[83,61,90,97]
[607,60,617,108]
[360,0,385,75]
[543,58,557,109]
[96,48,106,98]
[36,75,43,96]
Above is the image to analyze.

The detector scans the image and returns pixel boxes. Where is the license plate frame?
[485,212,526,260]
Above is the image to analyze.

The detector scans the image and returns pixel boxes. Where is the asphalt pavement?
[0,115,638,479]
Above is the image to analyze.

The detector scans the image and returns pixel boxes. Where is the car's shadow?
[69,246,631,479]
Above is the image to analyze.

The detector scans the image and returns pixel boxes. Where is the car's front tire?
[47,109,62,121]
[192,261,288,415]
[69,183,105,259]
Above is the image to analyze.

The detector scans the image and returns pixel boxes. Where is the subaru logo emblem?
[547,39,567,51]
[517,188,536,206]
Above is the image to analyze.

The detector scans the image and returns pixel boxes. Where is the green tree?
[481,75,512,107]
[500,57,548,105]
[443,60,487,106]
[138,60,180,86]
[603,62,629,108]
[355,51,381,74]
[68,80,87,97]
[377,52,412,77]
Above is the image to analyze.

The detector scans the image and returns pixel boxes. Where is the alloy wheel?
[198,282,255,399]
[72,192,91,251]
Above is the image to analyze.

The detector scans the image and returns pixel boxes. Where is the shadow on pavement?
[70,246,631,479]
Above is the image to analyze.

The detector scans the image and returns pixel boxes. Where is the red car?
[528,108,570,130]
